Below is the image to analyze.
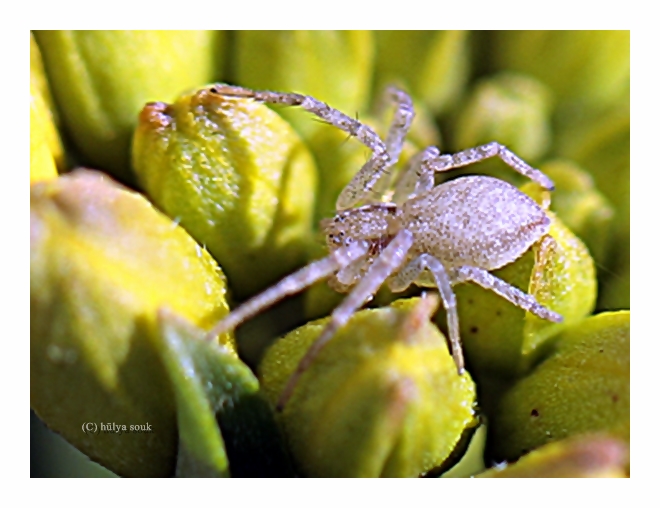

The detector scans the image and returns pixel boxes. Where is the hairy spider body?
[205,84,563,411]
[326,176,550,277]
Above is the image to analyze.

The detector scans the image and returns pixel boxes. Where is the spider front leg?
[205,241,370,342]
[276,229,415,411]
[388,253,465,374]
[212,84,390,209]
[451,265,563,323]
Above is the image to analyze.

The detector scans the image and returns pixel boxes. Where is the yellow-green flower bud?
[374,31,470,115]
[446,197,596,384]
[132,85,317,299]
[493,30,630,114]
[30,33,64,182]
[30,169,234,477]
[33,30,224,182]
[453,73,552,164]
[540,160,615,267]
[488,311,629,463]
[556,101,629,212]
[30,33,59,125]
[477,434,629,478]
[233,30,374,139]
[259,297,478,477]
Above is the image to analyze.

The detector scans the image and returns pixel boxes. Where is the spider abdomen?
[401,175,550,271]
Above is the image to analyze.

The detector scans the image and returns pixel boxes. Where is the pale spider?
[205,84,563,411]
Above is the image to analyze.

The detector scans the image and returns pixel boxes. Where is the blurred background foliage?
[30,30,629,477]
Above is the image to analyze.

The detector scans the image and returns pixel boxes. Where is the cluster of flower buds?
[30,30,629,478]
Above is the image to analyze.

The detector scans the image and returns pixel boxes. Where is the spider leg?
[431,142,555,190]
[205,241,369,342]
[392,141,556,206]
[392,146,439,204]
[211,84,390,210]
[382,87,415,166]
[370,87,416,199]
[451,265,563,322]
[392,142,554,202]
[388,253,464,374]
[276,229,415,411]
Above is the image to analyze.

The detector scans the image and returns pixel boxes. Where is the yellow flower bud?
[33,30,223,182]
[133,85,317,299]
[30,170,233,477]
[477,434,628,478]
[30,33,64,182]
[30,86,59,184]
[259,297,478,477]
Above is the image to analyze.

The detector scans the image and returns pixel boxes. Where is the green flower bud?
[556,104,630,310]
[158,310,230,477]
[259,297,478,477]
[445,198,596,385]
[374,31,470,115]
[233,30,374,140]
[488,311,629,463]
[30,170,233,477]
[477,434,629,478]
[30,33,64,182]
[556,102,629,214]
[453,73,552,164]
[441,424,486,478]
[157,309,292,478]
[492,30,630,115]
[599,250,630,312]
[33,30,224,182]
[132,85,317,299]
[540,160,615,268]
